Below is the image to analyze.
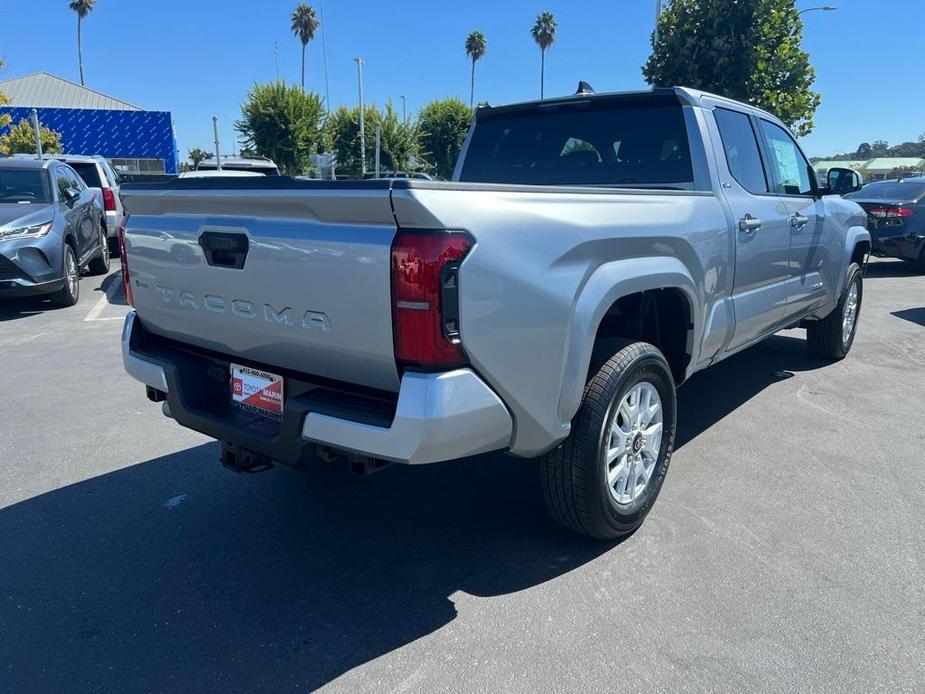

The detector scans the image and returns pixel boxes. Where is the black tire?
[540,341,677,540]
[917,245,925,273]
[51,245,80,307]
[807,263,863,360]
[107,235,120,256]
[87,226,111,275]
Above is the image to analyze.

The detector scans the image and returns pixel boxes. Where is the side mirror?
[63,187,81,205]
[827,167,863,196]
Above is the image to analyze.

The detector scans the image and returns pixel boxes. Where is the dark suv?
[0,158,108,306]
[848,177,925,270]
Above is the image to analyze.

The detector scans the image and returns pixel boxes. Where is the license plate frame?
[230,363,284,420]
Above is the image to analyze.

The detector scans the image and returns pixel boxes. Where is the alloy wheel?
[604,381,663,505]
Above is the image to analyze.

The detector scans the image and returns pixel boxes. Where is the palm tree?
[68,0,97,86]
[464,31,487,107]
[290,3,320,91]
[530,11,557,99]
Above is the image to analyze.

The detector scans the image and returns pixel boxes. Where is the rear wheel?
[87,226,111,275]
[806,263,863,360]
[51,245,80,307]
[540,341,677,540]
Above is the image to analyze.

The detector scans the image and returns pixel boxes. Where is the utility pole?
[400,95,407,124]
[375,125,381,179]
[31,109,43,159]
[320,0,331,108]
[212,116,222,171]
[274,41,280,82]
[654,0,663,46]
[354,57,366,176]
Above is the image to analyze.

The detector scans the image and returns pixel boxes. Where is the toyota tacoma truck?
[119,87,870,539]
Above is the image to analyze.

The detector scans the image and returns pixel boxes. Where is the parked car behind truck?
[0,158,108,306]
[119,87,870,539]
[847,177,925,270]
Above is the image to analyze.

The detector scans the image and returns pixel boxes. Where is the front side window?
[759,120,814,196]
[54,169,71,199]
[713,108,768,194]
[64,167,86,191]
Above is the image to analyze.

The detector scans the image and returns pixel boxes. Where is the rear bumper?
[122,311,513,465]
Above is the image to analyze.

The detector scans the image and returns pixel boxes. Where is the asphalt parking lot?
[1,258,923,693]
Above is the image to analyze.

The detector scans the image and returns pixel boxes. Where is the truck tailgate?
[121,182,401,392]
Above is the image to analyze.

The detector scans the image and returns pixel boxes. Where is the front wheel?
[806,263,863,360]
[51,245,80,307]
[540,341,677,540]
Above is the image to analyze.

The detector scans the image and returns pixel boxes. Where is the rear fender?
[557,256,700,424]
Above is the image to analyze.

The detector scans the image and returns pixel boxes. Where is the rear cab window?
[459,95,695,188]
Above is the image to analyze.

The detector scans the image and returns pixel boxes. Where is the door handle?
[791,213,809,228]
[738,214,762,233]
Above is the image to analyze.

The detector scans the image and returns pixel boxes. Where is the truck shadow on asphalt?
[0,335,828,692]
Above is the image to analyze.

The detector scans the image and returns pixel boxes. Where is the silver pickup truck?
[120,87,870,539]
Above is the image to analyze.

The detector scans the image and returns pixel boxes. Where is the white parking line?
[83,279,128,322]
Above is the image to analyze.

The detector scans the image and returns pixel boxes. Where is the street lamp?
[400,95,407,124]
[354,57,366,177]
[799,5,837,15]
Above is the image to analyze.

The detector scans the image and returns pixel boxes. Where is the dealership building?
[0,72,179,174]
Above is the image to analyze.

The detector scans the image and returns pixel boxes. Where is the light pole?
[654,0,663,46]
[799,5,837,15]
[320,0,331,108]
[400,95,407,124]
[212,116,222,171]
[354,57,366,177]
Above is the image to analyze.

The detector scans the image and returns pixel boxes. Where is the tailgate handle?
[199,231,249,269]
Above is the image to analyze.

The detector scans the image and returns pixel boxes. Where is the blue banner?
[0,107,179,173]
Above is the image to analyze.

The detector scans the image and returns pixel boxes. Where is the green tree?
[643,0,820,136]
[290,3,320,91]
[0,118,63,156]
[531,11,557,99]
[464,31,487,107]
[235,82,324,175]
[417,98,472,179]
[187,147,211,168]
[326,102,418,178]
[68,0,97,86]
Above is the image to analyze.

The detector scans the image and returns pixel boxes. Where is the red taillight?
[118,216,134,306]
[868,206,914,218]
[102,187,117,212]
[391,230,473,370]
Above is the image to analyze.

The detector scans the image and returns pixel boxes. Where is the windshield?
[459,99,694,187]
[68,162,103,188]
[848,181,925,201]
[0,169,52,203]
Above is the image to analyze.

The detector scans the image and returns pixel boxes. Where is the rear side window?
[848,182,925,201]
[459,100,694,187]
[714,108,768,194]
[69,162,103,188]
[758,120,814,196]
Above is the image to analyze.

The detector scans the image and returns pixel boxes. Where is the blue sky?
[1,0,923,160]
